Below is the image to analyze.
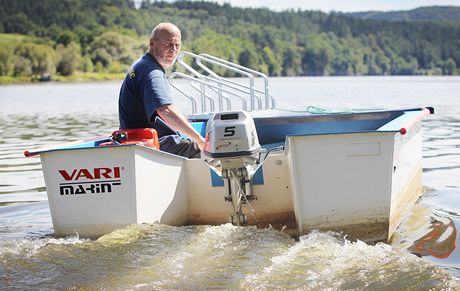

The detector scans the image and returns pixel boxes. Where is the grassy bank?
[0,72,125,85]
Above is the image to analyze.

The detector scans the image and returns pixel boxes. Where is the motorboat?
[25,52,433,242]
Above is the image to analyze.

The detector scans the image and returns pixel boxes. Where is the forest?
[0,0,459,83]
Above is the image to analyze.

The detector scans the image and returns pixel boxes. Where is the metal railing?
[169,51,275,114]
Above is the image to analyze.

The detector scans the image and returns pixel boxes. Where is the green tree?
[81,54,94,73]
[14,57,33,76]
[238,49,258,70]
[56,42,82,76]
[56,30,78,46]
[90,31,142,71]
[443,58,457,75]
[189,29,243,76]
[14,42,55,77]
[302,34,333,76]
[282,47,301,76]
[100,5,121,27]
[0,43,15,75]
[3,13,36,34]
[262,46,281,76]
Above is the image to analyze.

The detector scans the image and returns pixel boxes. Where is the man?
[118,23,205,158]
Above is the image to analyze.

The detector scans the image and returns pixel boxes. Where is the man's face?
[150,29,181,69]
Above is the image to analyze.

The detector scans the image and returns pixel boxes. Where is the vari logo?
[58,167,122,196]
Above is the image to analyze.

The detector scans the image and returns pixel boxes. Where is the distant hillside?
[0,0,459,82]
[348,6,460,22]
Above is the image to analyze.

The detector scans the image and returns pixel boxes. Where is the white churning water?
[0,77,459,288]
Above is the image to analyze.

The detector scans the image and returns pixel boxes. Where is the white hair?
[150,23,181,40]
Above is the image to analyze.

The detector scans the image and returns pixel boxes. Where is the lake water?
[0,76,459,289]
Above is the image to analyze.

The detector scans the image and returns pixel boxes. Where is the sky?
[205,0,460,13]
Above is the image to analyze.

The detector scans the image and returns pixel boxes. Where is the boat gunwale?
[24,107,432,157]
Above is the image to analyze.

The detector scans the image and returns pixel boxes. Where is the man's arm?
[156,104,206,150]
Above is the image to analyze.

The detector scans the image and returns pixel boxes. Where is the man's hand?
[156,104,205,150]
[196,135,206,151]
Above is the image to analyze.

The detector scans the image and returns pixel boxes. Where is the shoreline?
[0,72,125,85]
[2,73,459,86]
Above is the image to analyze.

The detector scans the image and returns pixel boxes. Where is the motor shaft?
[224,168,251,226]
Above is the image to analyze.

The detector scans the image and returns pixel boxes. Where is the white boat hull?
[33,108,431,242]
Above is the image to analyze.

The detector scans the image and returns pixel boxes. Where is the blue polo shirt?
[118,53,173,129]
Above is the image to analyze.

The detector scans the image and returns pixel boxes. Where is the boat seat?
[99,128,160,149]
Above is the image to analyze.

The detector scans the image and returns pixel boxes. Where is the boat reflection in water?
[392,197,457,262]
[410,216,457,259]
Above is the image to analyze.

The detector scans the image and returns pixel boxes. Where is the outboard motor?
[203,110,261,225]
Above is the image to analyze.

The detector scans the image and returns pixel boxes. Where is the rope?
[273,106,384,115]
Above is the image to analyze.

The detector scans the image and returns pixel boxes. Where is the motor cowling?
[203,110,260,169]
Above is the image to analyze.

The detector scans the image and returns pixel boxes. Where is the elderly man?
[118,23,205,158]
